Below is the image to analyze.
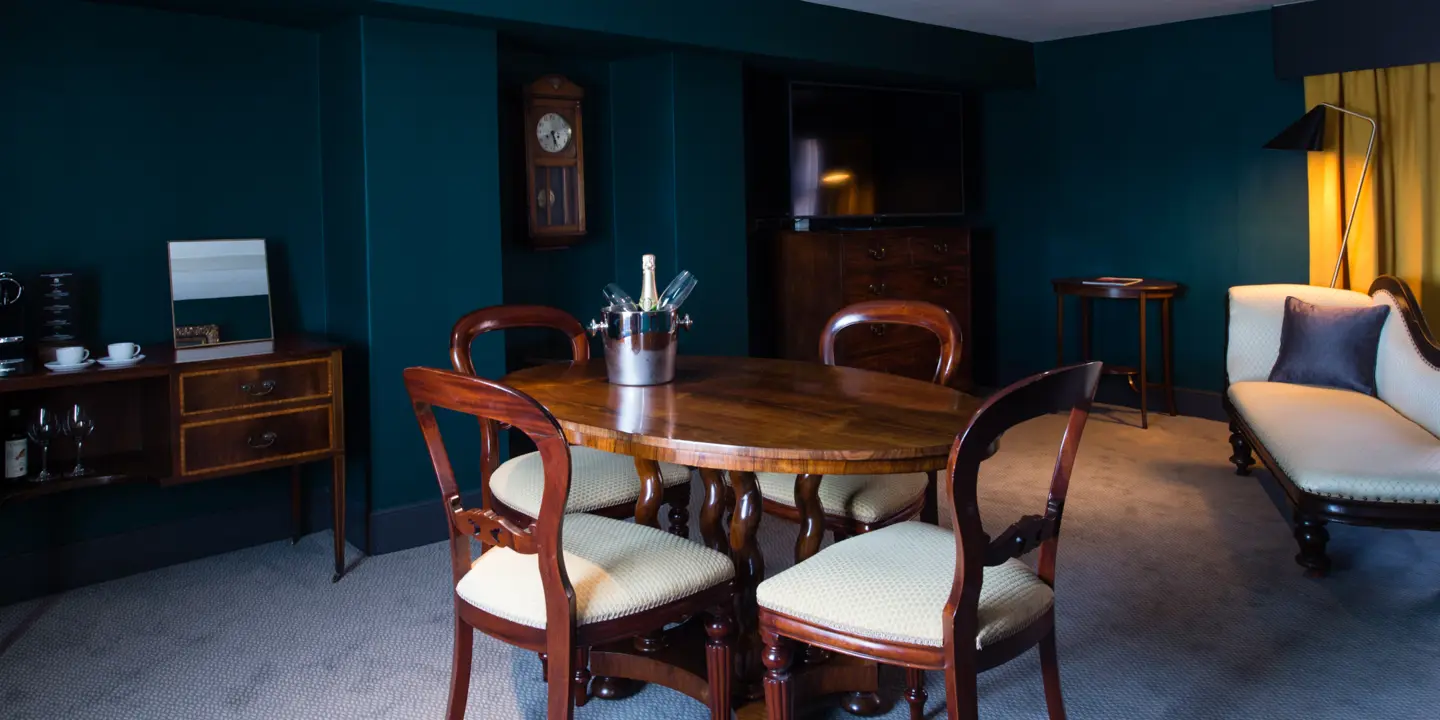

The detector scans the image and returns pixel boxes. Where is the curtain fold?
[1304,64,1440,318]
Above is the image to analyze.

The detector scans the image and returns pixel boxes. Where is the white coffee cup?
[56,346,90,365]
[108,342,141,360]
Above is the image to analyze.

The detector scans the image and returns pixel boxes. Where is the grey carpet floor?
[3,407,1439,719]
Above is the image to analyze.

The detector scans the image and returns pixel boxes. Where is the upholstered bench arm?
[1226,284,1375,383]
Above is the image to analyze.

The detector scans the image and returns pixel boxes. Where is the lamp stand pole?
[1320,102,1378,289]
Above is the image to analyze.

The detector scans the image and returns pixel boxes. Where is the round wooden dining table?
[503,355,982,715]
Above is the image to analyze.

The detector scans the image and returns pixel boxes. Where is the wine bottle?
[639,254,660,311]
[4,408,26,480]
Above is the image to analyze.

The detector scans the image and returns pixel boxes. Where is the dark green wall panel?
[358,18,504,509]
[980,11,1307,392]
[672,53,748,356]
[0,0,325,555]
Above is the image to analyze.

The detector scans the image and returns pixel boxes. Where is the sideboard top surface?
[0,336,341,394]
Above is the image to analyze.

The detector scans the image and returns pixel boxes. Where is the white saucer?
[97,355,145,367]
[45,359,96,372]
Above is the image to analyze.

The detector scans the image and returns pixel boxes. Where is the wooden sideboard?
[0,337,348,581]
[775,226,975,390]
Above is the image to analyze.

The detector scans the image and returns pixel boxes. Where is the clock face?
[536,112,572,153]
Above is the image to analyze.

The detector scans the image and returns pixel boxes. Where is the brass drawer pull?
[933,242,948,254]
[868,283,887,296]
[932,275,950,288]
[241,380,276,397]
[867,247,887,261]
[871,325,887,337]
[248,431,278,449]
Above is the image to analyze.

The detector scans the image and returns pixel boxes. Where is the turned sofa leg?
[1293,511,1331,577]
[1228,422,1255,476]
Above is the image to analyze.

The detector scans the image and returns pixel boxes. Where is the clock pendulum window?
[523,75,587,248]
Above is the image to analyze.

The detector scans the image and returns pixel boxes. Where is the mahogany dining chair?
[405,367,737,720]
[756,299,964,559]
[756,361,1103,720]
[451,305,692,535]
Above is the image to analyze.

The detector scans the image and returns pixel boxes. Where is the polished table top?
[502,356,981,475]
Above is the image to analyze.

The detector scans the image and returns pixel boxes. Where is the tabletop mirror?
[168,239,274,349]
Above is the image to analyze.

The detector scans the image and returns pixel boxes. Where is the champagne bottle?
[639,254,660,311]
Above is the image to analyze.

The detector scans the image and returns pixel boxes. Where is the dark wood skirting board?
[0,477,338,606]
[1095,383,1224,422]
[368,489,485,556]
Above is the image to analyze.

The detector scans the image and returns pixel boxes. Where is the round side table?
[1052,278,1179,429]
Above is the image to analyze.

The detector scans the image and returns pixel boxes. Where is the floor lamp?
[1264,103,1378,288]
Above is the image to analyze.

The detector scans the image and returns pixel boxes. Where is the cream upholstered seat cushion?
[491,447,691,517]
[756,522,1053,649]
[457,513,734,628]
[1229,381,1440,503]
[755,471,928,524]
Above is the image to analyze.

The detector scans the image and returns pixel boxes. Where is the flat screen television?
[789,82,965,219]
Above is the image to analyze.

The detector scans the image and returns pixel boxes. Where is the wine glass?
[61,404,95,478]
[26,408,59,483]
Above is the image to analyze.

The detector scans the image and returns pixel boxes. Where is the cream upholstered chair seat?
[491,447,691,516]
[756,521,1053,649]
[1228,381,1440,503]
[755,471,928,524]
[457,513,734,628]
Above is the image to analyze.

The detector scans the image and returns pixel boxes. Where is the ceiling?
[801,0,1288,42]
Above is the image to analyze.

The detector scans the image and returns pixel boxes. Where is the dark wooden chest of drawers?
[775,227,974,389]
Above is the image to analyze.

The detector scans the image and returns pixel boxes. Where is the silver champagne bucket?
[588,308,693,386]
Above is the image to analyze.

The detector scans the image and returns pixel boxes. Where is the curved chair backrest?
[404,367,578,648]
[940,362,1102,655]
[450,304,589,376]
[449,305,588,507]
[818,299,964,385]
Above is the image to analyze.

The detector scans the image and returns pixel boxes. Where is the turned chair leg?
[762,632,796,720]
[1293,511,1332,578]
[538,652,548,682]
[705,608,735,720]
[447,614,474,720]
[905,668,927,720]
[1039,629,1067,720]
[571,647,591,708]
[1228,422,1255,476]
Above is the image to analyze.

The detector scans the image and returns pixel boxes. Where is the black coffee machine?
[0,272,25,376]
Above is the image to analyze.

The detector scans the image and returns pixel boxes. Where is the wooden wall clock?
[524,75,586,246]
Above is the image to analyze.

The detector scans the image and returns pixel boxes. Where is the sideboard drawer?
[180,405,334,475]
[180,357,332,415]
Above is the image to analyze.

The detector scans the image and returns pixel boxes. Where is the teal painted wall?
[349,18,505,510]
[980,11,1308,392]
[0,0,326,556]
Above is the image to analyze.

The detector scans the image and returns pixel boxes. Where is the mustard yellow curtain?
[1305,65,1440,317]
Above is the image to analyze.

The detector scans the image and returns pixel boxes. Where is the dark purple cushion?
[1268,296,1390,395]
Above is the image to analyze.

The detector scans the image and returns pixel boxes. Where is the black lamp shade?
[1264,105,1328,151]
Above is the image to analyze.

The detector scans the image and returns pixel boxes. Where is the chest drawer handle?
[241,380,276,397]
[932,275,950,288]
[870,325,887,337]
[868,283,887,296]
[867,247,887,261]
[248,431,278,449]
[933,242,948,254]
